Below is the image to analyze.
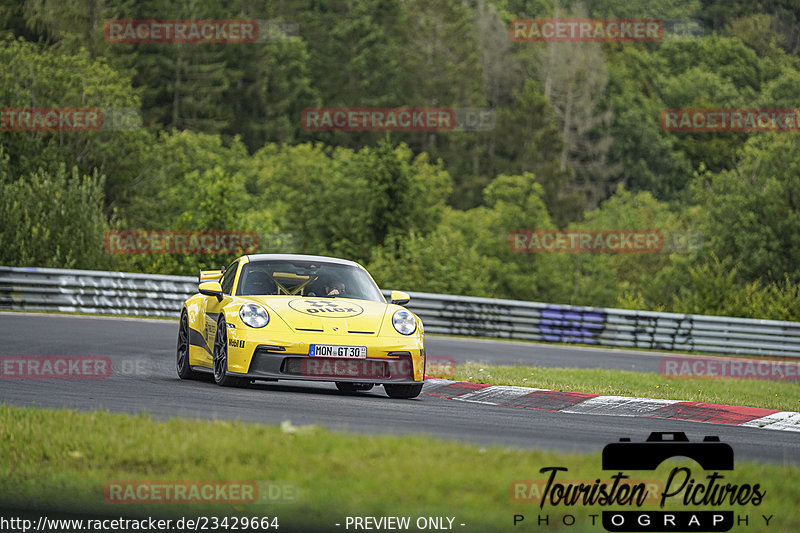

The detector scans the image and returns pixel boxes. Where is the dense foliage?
[2,0,800,320]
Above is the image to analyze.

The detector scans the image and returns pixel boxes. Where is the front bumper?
[225,345,423,385]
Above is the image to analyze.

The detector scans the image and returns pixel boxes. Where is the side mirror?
[389,290,410,306]
[199,281,224,302]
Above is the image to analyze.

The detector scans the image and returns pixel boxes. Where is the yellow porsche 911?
[176,254,425,399]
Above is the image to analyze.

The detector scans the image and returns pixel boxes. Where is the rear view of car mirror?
[389,290,410,305]
[198,281,224,302]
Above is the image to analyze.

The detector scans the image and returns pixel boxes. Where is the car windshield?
[236,260,384,303]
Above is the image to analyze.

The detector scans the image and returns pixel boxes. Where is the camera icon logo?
[602,432,734,471]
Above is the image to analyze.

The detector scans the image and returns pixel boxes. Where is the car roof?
[243,253,362,268]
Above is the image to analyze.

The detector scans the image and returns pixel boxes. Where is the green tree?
[455,172,561,300]
[536,5,620,210]
[605,47,692,200]
[123,131,254,229]
[367,227,496,296]
[250,140,451,263]
[111,132,282,275]
[491,79,582,225]
[0,147,110,269]
[0,37,151,214]
[223,30,317,151]
[669,258,800,321]
[654,35,761,173]
[561,186,687,307]
[690,134,800,285]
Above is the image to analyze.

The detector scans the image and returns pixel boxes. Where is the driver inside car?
[324,280,345,296]
[306,274,345,297]
[241,270,277,295]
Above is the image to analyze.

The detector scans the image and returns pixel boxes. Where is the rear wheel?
[384,383,423,399]
[176,311,201,380]
[213,317,248,387]
[335,382,374,393]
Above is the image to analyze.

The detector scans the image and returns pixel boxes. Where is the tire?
[176,311,201,380]
[335,382,374,393]
[212,317,249,387]
[384,383,423,399]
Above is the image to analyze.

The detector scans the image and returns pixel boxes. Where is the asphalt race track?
[1,313,797,464]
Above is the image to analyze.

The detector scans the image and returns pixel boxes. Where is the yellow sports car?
[176,254,425,398]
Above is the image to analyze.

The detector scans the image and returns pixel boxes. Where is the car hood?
[249,296,389,334]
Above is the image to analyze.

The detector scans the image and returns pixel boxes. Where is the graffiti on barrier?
[539,306,606,344]
[440,301,515,338]
[617,314,695,352]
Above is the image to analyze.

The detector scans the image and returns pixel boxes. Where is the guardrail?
[2,265,799,358]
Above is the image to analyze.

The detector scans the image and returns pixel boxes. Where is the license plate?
[309,344,367,358]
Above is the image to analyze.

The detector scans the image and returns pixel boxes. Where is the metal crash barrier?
[2,265,799,358]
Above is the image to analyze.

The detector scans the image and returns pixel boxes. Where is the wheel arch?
[183,296,206,331]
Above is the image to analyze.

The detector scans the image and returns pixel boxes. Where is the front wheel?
[212,317,248,387]
[177,311,201,380]
[384,383,423,399]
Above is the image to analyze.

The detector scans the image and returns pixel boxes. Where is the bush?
[0,151,110,269]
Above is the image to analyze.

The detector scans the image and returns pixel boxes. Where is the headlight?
[392,309,417,335]
[239,303,269,328]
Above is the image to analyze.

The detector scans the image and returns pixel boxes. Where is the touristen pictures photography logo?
[511,432,769,532]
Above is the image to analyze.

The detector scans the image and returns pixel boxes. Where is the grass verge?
[430,362,800,411]
[0,405,797,532]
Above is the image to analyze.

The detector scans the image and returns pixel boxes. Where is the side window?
[219,261,238,295]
